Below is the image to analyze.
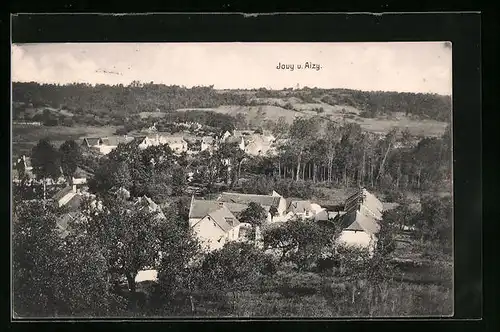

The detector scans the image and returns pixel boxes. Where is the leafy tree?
[13,201,122,317]
[263,219,331,270]
[154,211,202,314]
[200,242,270,312]
[239,202,267,227]
[59,140,82,182]
[81,198,162,294]
[31,139,61,200]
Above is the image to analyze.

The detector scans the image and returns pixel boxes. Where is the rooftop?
[218,192,281,208]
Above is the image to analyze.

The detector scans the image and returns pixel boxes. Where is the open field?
[12,125,119,159]
[174,102,448,137]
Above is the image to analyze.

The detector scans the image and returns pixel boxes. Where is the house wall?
[277,197,287,216]
[337,230,377,253]
[192,216,227,252]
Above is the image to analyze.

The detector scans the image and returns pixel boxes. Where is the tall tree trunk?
[278,159,281,179]
[302,163,306,180]
[377,143,392,182]
[296,152,302,181]
[126,272,136,293]
[43,178,47,205]
[313,163,317,183]
[361,149,366,187]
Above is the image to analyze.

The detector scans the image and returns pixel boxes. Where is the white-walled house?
[336,188,384,254]
[136,134,188,154]
[201,136,216,152]
[188,197,242,252]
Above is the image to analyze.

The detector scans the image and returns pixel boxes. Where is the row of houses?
[187,187,384,254]
[81,129,278,157]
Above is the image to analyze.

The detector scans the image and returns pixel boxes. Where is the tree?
[13,201,122,317]
[13,201,61,317]
[59,140,82,182]
[31,139,61,201]
[81,198,162,294]
[239,202,267,227]
[200,242,270,312]
[154,211,202,314]
[263,219,331,270]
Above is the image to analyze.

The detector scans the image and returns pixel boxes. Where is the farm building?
[217,191,287,223]
[336,188,384,254]
[188,197,242,252]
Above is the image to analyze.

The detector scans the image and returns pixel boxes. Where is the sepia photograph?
[11,41,453,319]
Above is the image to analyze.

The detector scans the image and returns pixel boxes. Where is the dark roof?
[52,186,73,201]
[66,194,83,211]
[218,192,280,208]
[340,209,380,235]
[101,136,135,146]
[189,199,222,219]
[205,205,240,232]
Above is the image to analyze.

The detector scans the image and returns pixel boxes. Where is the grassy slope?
[11,125,119,158]
[173,94,448,137]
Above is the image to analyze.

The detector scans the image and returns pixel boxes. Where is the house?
[221,130,232,141]
[201,136,216,152]
[136,134,188,154]
[97,136,135,154]
[225,135,245,151]
[160,136,188,154]
[336,188,383,254]
[188,197,242,252]
[217,191,287,222]
[134,195,166,221]
[244,135,273,156]
[82,137,103,149]
[286,200,315,219]
[52,184,81,207]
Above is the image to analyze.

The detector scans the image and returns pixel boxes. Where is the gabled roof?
[189,199,223,219]
[202,136,215,144]
[218,192,281,208]
[52,186,73,202]
[287,200,313,214]
[82,137,102,146]
[345,188,383,220]
[101,136,135,146]
[340,209,381,235]
[205,205,240,233]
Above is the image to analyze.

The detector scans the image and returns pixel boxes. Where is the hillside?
[12,82,451,137]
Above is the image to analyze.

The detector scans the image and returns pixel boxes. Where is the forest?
[12,82,452,125]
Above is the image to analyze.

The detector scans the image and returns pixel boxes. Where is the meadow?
[12,125,119,159]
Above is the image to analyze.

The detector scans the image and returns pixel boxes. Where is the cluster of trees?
[88,142,188,202]
[15,139,82,201]
[13,186,403,317]
[383,195,453,256]
[252,118,451,193]
[12,82,247,116]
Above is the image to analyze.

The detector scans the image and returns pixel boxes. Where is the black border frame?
[5,11,484,330]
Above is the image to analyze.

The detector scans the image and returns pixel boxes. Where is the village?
[14,126,388,284]
[11,42,454,318]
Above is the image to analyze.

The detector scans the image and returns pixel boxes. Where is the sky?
[11,42,452,95]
